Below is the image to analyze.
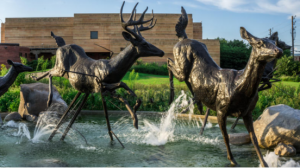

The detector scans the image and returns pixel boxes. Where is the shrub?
[275,55,300,77]
[130,62,168,75]
[20,56,28,65]
[0,64,8,76]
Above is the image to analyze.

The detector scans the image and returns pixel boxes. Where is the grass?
[280,81,300,88]
[122,72,186,86]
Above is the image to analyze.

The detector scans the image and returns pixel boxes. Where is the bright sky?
[1,0,300,52]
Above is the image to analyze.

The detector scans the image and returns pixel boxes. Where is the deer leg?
[200,108,210,135]
[47,75,53,107]
[167,58,185,82]
[48,92,82,141]
[31,71,50,81]
[243,112,268,167]
[217,113,238,166]
[60,93,89,141]
[231,117,240,129]
[103,82,137,97]
[110,92,138,129]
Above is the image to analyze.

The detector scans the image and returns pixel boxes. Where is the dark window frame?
[90,31,98,39]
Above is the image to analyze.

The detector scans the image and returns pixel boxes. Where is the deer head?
[120,2,164,57]
[7,59,33,73]
[240,27,283,62]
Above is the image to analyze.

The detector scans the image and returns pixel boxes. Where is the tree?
[219,38,252,70]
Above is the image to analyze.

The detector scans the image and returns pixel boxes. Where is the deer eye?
[257,40,263,47]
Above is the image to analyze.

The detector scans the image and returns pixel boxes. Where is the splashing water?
[142,91,194,146]
[260,151,300,167]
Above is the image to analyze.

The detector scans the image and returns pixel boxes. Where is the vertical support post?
[48,92,82,141]
[60,93,89,141]
[99,83,113,141]
[292,16,294,59]
[168,70,174,105]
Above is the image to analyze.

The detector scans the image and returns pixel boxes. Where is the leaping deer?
[31,1,164,142]
[167,7,282,167]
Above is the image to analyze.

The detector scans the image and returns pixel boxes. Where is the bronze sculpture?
[168,7,282,167]
[0,60,33,97]
[31,1,164,142]
[0,60,32,125]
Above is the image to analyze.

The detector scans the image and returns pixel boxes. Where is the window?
[25,53,27,58]
[19,53,22,57]
[90,31,98,39]
[120,48,125,51]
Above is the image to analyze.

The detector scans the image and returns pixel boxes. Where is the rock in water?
[18,83,67,118]
[229,133,251,145]
[274,142,296,157]
[254,104,300,150]
[4,112,22,122]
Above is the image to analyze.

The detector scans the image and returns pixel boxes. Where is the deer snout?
[159,50,165,57]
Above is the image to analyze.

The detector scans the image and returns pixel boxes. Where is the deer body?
[168,7,282,167]
[33,2,164,131]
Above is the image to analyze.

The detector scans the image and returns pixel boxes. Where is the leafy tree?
[274,55,300,77]
[219,38,252,70]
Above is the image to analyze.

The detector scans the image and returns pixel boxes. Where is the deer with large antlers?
[167,7,282,167]
[31,1,164,142]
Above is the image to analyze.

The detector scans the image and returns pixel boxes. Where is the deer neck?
[0,67,19,94]
[236,49,267,97]
[108,44,139,79]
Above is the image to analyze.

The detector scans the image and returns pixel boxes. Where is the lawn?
[122,71,300,88]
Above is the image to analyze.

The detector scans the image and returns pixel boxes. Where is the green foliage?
[130,62,168,75]
[0,89,20,112]
[283,49,291,57]
[280,75,300,82]
[219,38,252,70]
[27,60,38,70]
[0,64,8,76]
[41,59,49,71]
[128,69,139,89]
[50,55,56,68]
[274,55,300,77]
[20,56,28,65]
[36,56,45,71]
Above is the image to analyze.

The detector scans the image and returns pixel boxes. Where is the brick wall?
[0,45,24,67]
[1,23,5,43]
[193,22,202,39]
[2,13,220,65]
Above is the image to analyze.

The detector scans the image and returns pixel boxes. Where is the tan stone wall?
[193,22,202,39]
[134,39,220,66]
[4,17,73,47]
[2,13,220,65]
[1,23,5,43]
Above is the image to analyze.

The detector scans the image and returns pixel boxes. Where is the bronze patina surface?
[32,1,164,142]
[168,7,282,167]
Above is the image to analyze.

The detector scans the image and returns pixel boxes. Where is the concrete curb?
[0,110,244,124]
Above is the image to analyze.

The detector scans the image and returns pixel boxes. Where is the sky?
[1,0,300,52]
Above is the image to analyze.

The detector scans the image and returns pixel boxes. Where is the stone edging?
[0,110,243,124]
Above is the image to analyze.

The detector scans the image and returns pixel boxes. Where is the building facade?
[1,13,220,65]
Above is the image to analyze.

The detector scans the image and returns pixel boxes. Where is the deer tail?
[175,6,188,41]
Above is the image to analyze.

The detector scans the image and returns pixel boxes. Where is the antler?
[120,1,156,40]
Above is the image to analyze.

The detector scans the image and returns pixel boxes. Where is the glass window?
[90,31,98,39]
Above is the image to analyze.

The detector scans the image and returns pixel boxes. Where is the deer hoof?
[31,76,37,81]
[229,159,239,167]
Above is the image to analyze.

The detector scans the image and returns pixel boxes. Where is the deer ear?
[269,32,278,41]
[240,27,259,44]
[122,32,134,42]
[7,60,14,66]
[240,27,250,40]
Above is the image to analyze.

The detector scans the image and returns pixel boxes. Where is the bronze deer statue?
[31,1,164,142]
[167,7,282,167]
[0,60,33,97]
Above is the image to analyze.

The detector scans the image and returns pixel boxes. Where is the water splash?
[142,91,194,146]
[260,151,300,167]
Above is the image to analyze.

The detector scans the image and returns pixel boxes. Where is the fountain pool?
[0,92,299,167]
